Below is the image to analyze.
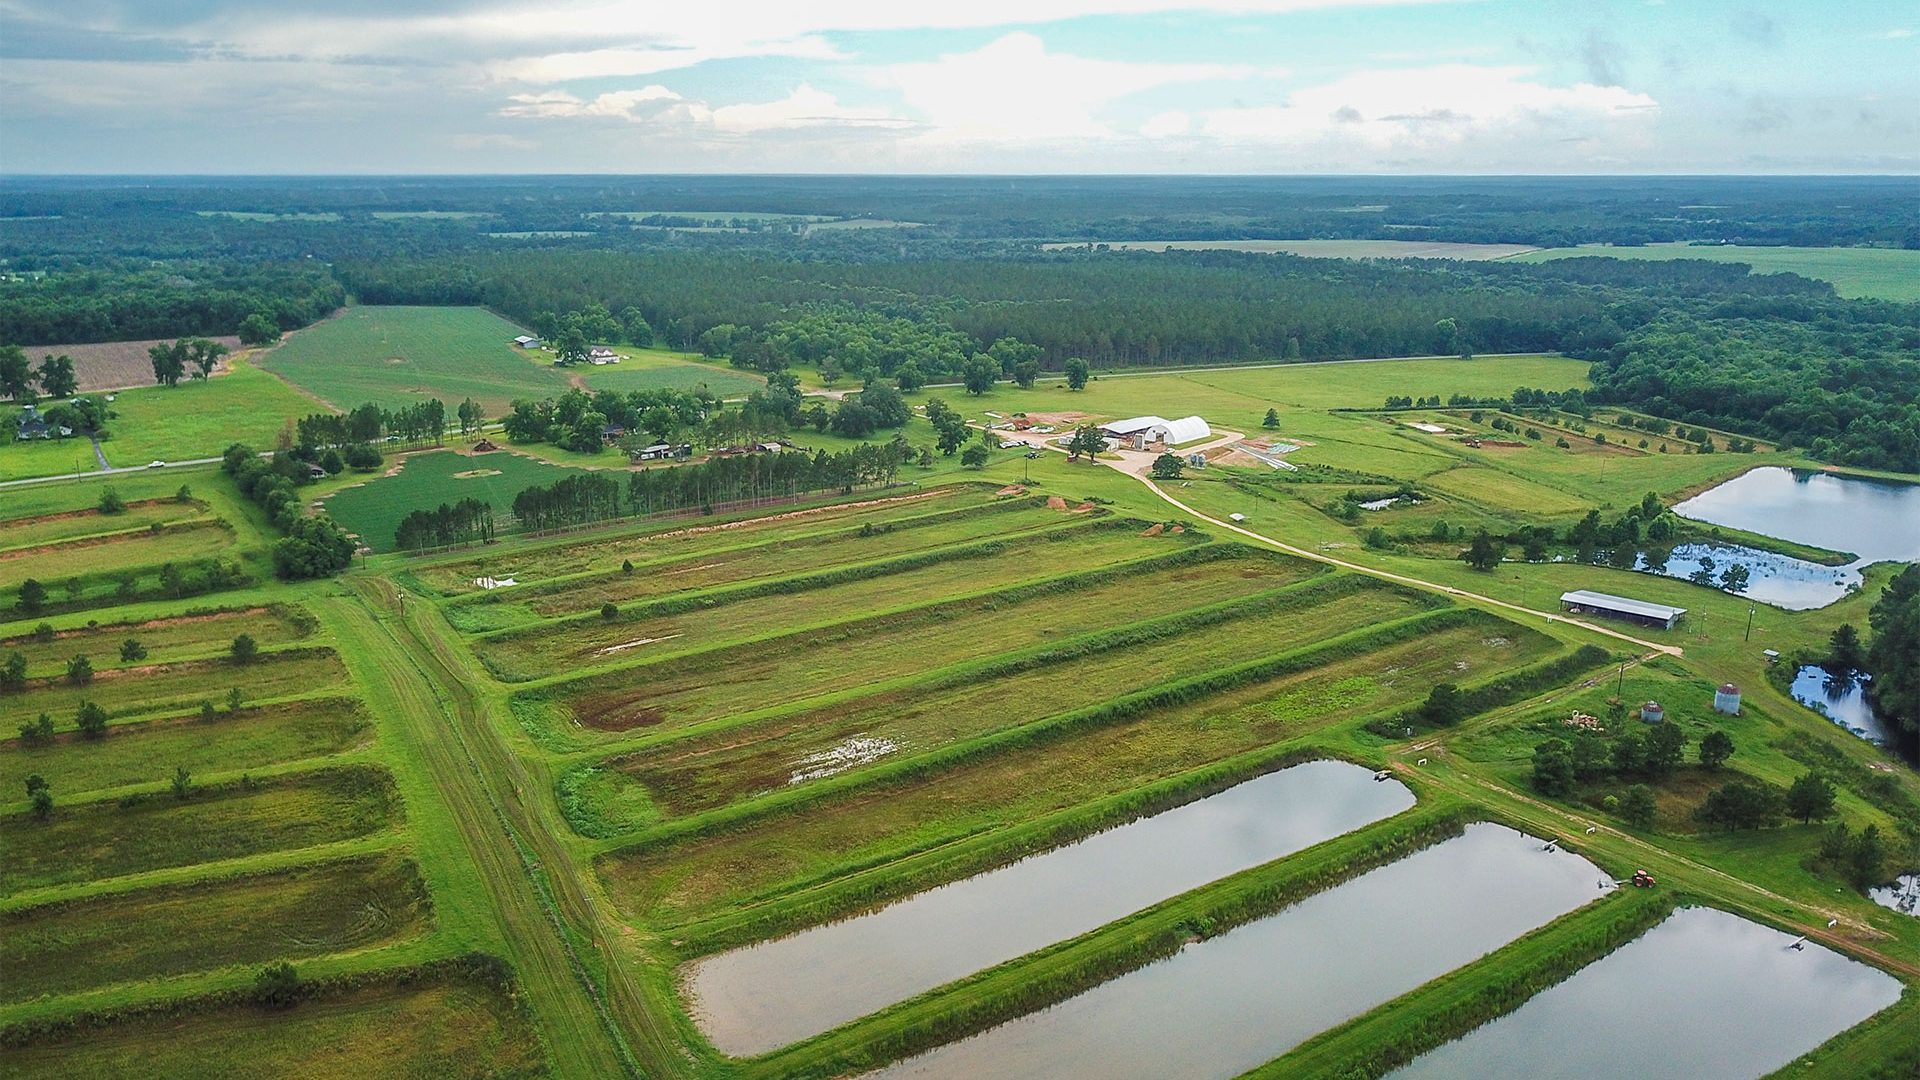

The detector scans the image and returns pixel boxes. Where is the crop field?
[470,521,1191,678]
[1,765,402,895]
[96,359,331,468]
[586,578,1435,825]
[0,603,313,674]
[0,518,233,591]
[2,853,429,1003]
[1514,243,1920,302]
[11,646,348,721]
[0,697,373,798]
[260,305,559,413]
[596,611,1559,929]
[19,335,244,392]
[0,966,545,1079]
[519,545,1315,748]
[0,496,207,550]
[1046,239,1541,260]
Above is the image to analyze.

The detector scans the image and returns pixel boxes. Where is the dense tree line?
[511,473,623,531]
[625,443,907,515]
[1867,566,1920,743]
[0,260,343,345]
[395,498,495,551]
[219,444,356,578]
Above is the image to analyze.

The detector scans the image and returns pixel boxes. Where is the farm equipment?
[1629,869,1656,888]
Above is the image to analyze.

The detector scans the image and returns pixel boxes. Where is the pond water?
[686,760,1414,1056]
[1673,468,1920,594]
[1634,542,1860,610]
[1389,907,1903,1080]
[1870,873,1919,918]
[1790,666,1895,745]
[870,823,1603,1080]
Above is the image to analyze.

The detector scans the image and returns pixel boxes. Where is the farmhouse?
[14,405,70,440]
[588,347,620,364]
[1099,415,1211,450]
[1559,589,1686,630]
[632,442,692,462]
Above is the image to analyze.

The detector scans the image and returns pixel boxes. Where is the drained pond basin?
[871,822,1603,1079]
[1389,907,1903,1080]
[684,759,1414,1055]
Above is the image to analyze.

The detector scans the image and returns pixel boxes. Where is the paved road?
[0,454,224,489]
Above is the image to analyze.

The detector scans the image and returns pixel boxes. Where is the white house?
[588,347,620,364]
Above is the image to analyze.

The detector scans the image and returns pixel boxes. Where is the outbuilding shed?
[1099,414,1212,449]
[1559,589,1686,630]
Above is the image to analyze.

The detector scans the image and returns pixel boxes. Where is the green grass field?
[1047,239,1542,260]
[101,359,333,466]
[1514,244,1920,302]
[321,446,602,551]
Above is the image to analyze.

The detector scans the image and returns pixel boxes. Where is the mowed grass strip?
[1,853,430,1003]
[0,499,207,552]
[601,616,1555,928]
[0,764,402,896]
[0,697,372,799]
[523,544,1310,741]
[0,603,315,676]
[414,484,982,594]
[472,523,1183,678]
[602,581,1431,822]
[502,499,1080,619]
[0,519,235,591]
[9,647,347,722]
[0,964,546,1080]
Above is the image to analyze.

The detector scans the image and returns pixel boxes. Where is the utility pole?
[1744,603,1755,643]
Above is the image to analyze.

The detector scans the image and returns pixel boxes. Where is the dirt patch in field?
[452,469,502,479]
[1046,496,1068,510]
[597,633,684,655]
[29,336,245,392]
[1025,411,1088,427]
[1141,523,1164,536]
[996,485,1027,496]
[573,694,667,731]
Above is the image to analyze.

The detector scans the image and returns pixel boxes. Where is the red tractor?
[1630,869,1657,888]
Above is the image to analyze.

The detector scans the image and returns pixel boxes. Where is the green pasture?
[322,447,599,551]
[0,519,235,591]
[598,614,1555,928]
[471,522,1184,679]
[260,305,555,413]
[1,853,429,1004]
[0,437,101,483]
[0,697,373,800]
[0,496,206,551]
[523,546,1304,751]
[99,359,332,467]
[0,969,545,1080]
[572,347,764,398]
[1,765,402,896]
[1514,243,1920,302]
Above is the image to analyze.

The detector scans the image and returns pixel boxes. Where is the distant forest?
[0,176,1915,470]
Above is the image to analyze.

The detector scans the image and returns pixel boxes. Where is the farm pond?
[1664,467,1920,608]
[684,760,1415,1055]
[1389,907,1902,1080]
[1790,666,1896,746]
[870,823,1604,1079]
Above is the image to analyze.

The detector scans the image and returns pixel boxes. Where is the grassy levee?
[588,576,1435,828]
[0,602,316,675]
[1,852,431,1005]
[738,800,1476,1078]
[1767,992,1920,1080]
[455,497,1083,624]
[0,696,372,799]
[470,519,1186,678]
[405,484,985,595]
[1250,887,1678,1079]
[0,954,546,1080]
[7,645,348,721]
[0,764,402,897]
[520,543,1317,751]
[0,497,210,551]
[0,519,236,591]
[599,609,1562,932]
[321,582,649,1077]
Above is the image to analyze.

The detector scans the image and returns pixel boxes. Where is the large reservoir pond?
[1390,907,1903,1080]
[1673,468,1920,603]
[871,823,1603,1079]
[1635,542,1861,610]
[686,760,1414,1056]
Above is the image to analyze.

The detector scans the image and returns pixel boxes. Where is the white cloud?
[709,85,907,132]
[1200,64,1657,147]
[493,36,845,83]
[1140,110,1193,137]
[500,83,903,134]
[1883,28,1914,39]
[881,32,1270,141]
[447,133,538,150]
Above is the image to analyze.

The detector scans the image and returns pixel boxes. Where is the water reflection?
[1790,666,1894,745]
[686,760,1414,1056]
[1869,873,1919,918]
[1674,467,1920,565]
[1390,907,1903,1080]
[1634,543,1860,610]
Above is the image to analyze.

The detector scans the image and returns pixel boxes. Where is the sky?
[0,0,1914,174]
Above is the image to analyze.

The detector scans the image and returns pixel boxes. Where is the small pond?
[871,823,1603,1079]
[1634,542,1860,610]
[1671,468,1920,609]
[1389,907,1903,1080]
[686,760,1414,1056]
[1790,666,1895,746]
[1870,873,1918,917]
